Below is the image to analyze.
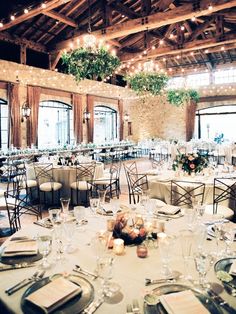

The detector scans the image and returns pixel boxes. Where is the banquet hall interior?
[0,1,236,314]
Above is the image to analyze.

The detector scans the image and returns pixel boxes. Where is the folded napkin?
[160,290,209,314]
[204,219,229,226]
[2,239,38,257]
[157,205,181,215]
[229,260,236,276]
[25,277,82,313]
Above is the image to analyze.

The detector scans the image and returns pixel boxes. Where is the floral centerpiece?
[172,151,208,174]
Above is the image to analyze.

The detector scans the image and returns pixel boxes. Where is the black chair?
[171,180,205,208]
[126,171,148,204]
[93,162,121,199]
[34,163,62,206]
[70,163,95,205]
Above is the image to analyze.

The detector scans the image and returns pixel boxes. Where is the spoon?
[145,271,181,286]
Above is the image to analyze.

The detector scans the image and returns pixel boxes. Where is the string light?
[221,46,225,51]
[169,33,174,39]
[41,3,46,9]
[159,39,164,45]
[208,4,213,10]
[180,25,185,31]
[0,22,3,27]
[24,8,29,14]
[10,15,15,21]
[191,16,196,22]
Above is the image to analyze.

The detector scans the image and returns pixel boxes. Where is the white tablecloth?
[0,209,235,314]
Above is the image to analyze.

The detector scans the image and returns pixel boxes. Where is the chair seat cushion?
[94,177,117,185]
[205,204,234,220]
[70,181,91,191]
[21,179,38,188]
[39,181,62,192]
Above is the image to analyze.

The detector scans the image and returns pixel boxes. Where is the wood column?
[186,99,197,141]
[87,95,94,143]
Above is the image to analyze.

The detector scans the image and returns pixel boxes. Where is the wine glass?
[74,206,86,230]
[214,223,224,257]
[98,188,109,209]
[221,224,236,256]
[179,229,194,281]
[159,235,176,278]
[53,222,64,261]
[90,196,100,215]
[60,197,70,215]
[184,207,197,230]
[63,218,76,253]
[48,207,61,225]
[194,252,215,289]
[37,235,52,269]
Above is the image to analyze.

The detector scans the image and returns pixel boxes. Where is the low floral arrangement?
[112,212,147,245]
[172,151,208,174]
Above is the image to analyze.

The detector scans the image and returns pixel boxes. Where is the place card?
[160,290,209,314]
[25,277,82,313]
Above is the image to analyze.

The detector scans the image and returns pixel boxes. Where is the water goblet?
[37,235,52,269]
[184,207,197,230]
[60,197,70,215]
[194,252,215,289]
[48,207,61,225]
[179,229,194,281]
[98,188,109,209]
[74,206,86,231]
[63,218,76,253]
[90,197,100,215]
[159,235,176,278]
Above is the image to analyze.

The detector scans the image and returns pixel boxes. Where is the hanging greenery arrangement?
[125,72,169,96]
[61,47,121,81]
[167,89,200,106]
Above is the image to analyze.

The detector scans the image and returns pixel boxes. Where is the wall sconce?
[21,102,31,122]
[83,110,91,123]
[124,112,130,122]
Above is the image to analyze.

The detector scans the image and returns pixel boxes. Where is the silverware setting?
[83,297,104,314]
[73,265,98,279]
[206,288,236,313]
[126,299,140,314]
[5,270,45,295]
[145,271,181,286]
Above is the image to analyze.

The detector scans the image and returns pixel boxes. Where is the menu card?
[157,205,181,215]
[25,277,82,313]
[160,290,209,314]
[2,240,38,257]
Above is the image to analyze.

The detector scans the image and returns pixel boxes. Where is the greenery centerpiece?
[125,72,169,96]
[61,46,120,81]
[167,89,200,106]
[172,151,208,175]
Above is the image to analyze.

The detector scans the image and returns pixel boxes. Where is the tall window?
[38,100,73,148]
[195,105,236,141]
[94,105,118,143]
[0,98,8,150]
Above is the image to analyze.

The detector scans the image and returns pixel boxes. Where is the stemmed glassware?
[63,217,76,253]
[90,196,100,216]
[48,207,61,225]
[214,223,224,257]
[221,224,236,256]
[37,235,52,269]
[179,229,194,281]
[159,235,176,278]
[194,252,215,289]
[60,197,70,218]
[74,206,86,231]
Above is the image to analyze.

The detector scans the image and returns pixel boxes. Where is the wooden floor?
[0,158,152,245]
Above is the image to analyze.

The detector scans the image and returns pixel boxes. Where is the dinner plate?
[0,251,43,265]
[21,274,94,314]
[207,225,236,241]
[143,283,223,314]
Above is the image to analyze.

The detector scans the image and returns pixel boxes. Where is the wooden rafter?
[0,0,72,31]
[120,32,236,62]
[43,10,77,27]
[52,0,236,51]
[188,18,215,41]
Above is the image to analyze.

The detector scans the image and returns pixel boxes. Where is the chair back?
[75,162,96,182]
[213,177,236,213]
[127,171,148,196]
[109,162,121,180]
[171,180,205,207]
[34,163,53,184]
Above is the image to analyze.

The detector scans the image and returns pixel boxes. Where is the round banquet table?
[26,162,104,198]
[0,206,236,314]
[147,170,236,207]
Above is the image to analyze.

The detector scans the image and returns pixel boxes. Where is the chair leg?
[71,188,73,206]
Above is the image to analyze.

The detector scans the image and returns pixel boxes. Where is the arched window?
[94,105,118,143]
[38,100,74,148]
[195,105,236,141]
[0,98,8,150]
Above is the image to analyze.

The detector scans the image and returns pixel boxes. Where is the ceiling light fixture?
[24,8,29,14]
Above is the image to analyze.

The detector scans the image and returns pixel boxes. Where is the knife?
[0,263,36,272]
[206,288,236,314]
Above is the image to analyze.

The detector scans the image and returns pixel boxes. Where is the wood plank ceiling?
[1,0,236,76]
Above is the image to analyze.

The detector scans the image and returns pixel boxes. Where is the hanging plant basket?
[125,72,169,96]
[61,47,121,81]
[167,89,200,106]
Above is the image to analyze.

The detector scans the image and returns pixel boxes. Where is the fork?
[73,265,98,279]
[5,270,45,295]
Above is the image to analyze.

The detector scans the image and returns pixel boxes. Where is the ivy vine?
[61,47,120,81]
[125,72,169,96]
[167,89,200,106]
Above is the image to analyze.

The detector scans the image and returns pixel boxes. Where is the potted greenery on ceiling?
[167,89,200,106]
[125,72,169,96]
[61,47,120,81]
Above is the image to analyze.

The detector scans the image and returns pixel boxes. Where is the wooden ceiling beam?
[188,18,215,41]
[52,0,236,51]
[43,10,77,27]
[0,32,47,53]
[108,1,139,19]
[120,32,236,62]
[0,0,72,31]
